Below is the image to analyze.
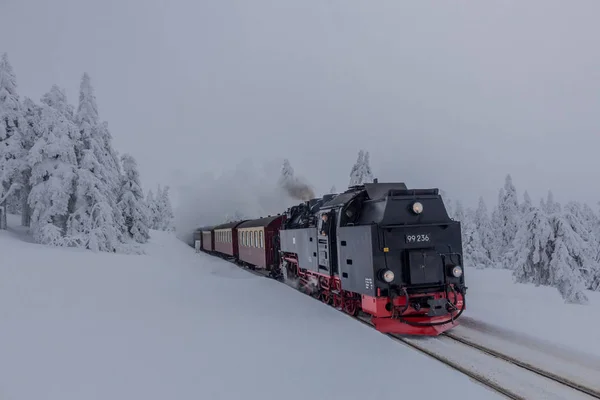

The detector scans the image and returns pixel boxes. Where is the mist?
[173,157,314,243]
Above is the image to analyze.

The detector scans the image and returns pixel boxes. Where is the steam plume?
[281,177,315,201]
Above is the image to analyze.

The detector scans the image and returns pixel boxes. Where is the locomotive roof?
[212,220,247,230]
[237,215,283,229]
[320,190,361,208]
[198,225,214,232]
[363,182,407,200]
[320,182,408,209]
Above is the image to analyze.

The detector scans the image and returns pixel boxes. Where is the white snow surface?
[0,216,500,400]
[463,266,600,359]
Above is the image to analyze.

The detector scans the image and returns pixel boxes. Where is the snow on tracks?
[395,332,600,400]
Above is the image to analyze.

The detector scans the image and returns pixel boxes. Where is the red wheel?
[344,299,358,316]
[320,291,331,304]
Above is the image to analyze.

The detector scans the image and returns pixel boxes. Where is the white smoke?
[173,157,306,244]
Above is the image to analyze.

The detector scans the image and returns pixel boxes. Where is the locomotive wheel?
[320,291,332,305]
[344,299,359,316]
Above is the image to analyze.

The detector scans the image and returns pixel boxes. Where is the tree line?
[0,53,174,253]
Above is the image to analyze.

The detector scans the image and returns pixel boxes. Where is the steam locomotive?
[192,180,466,336]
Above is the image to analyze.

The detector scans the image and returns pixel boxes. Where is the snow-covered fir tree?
[27,86,79,244]
[520,190,533,216]
[462,207,491,269]
[474,196,495,264]
[507,206,591,304]
[146,189,158,229]
[497,174,519,255]
[117,154,150,243]
[330,185,336,194]
[348,150,374,187]
[66,73,123,251]
[453,200,465,222]
[154,185,175,231]
[0,53,27,230]
[541,190,561,215]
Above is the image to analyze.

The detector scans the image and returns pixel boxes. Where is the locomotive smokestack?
[374,178,378,183]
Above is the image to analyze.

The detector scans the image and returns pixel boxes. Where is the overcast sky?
[2,0,600,215]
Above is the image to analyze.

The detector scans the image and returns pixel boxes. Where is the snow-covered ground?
[463,267,600,359]
[0,215,501,400]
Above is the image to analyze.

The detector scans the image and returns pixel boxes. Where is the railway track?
[204,252,600,400]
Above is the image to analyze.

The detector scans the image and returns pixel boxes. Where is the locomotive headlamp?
[412,201,423,214]
[382,269,395,283]
[451,265,463,278]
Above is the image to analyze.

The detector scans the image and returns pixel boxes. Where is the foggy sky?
[2,0,600,215]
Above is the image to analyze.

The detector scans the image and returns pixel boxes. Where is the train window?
[251,231,255,247]
[259,231,264,248]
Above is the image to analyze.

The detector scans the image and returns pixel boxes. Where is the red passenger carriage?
[237,215,285,270]
[213,221,246,258]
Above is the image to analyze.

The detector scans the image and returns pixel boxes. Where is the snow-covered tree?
[349,150,374,187]
[0,53,27,230]
[146,189,158,228]
[462,207,491,269]
[474,196,495,265]
[453,200,465,222]
[520,190,533,216]
[154,185,175,231]
[497,174,520,254]
[507,207,591,304]
[66,73,122,251]
[117,154,150,243]
[541,190,561,215]
[330,185,336,194]
[27,86,79,244]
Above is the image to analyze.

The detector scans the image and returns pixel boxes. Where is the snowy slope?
[463,267,600,359]
[0,217,501,400]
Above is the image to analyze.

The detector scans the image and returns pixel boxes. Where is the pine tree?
[67,73,121,252]
[498,174,519,254]
[521,190,533,216]
[453,200,465,222]
[508,207,591,304]
[330,185,336,194]
[117,154,150,243]
[0,53,27,229]
[462,207,491,269]
[146,189,158,229]
[474,196,495,264]
[155,185,175,231]
[27,86,79,244]
[361,151,374,184]
[541,190,561,215]
[348,150,374,187]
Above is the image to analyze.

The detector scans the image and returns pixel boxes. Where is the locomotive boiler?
[278,180,466,336]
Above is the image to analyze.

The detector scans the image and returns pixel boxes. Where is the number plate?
[405,233,431,243]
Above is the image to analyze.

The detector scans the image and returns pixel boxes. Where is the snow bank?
[464,266,600,358]
[0,225,501,400]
